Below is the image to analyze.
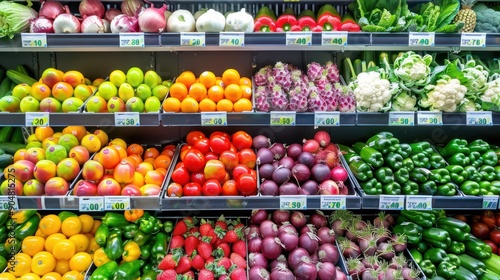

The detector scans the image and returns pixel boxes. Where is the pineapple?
[454,0,477,32]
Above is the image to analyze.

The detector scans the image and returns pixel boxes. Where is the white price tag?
[119,33,145,47]
[320,196,346,210]
[314,112,340,126]
[409,32,435,46]
[466,111,493,126]
[79,197,104,212]
[280,196,307,209]
[104,196,131,210]
[417,111,443,125]
[180,32,205,46]
[461,33,486,47]
[0,196,18,210]
[219,32,244,47]
[321,32,348,46]
[21,33,47,48]
[25,112,49,127]
[378,195,404,210]
[406,195,433,210]
[270,111,296,126]
[201,112,227,126]
[286,32,312,46]
[115,112,140,126]
[483,195,499,209]
[389,111,414,126]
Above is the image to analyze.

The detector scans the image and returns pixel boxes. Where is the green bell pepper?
[142,263,154,274]
[105,233,123,261]
[468,139,490,153]
[428,277,446,280]
[420,180,437,195]
[410,168,431,183]
[402,181,419,195]
[480,181,493,195]
[448,153,471,166]
[382,182,401,195]
[411,152,431,168]
[416,242,428,253]
[447,240,466,254]
[437,261,457,278]
[151,232,168,264]
[465,236,492,259]
[436,182,456,196]
[409,248,423,264]
[458,254,486,277]
[424,247,450,264]
[447,253,461,267]
[420,259,437,278]
[140,239,154,259]
[446,165,468,184]
[489,181,500,195]
[0,211,9,228]
[400,210,435,228]
[422,227,451,250]
[349,158,373,181]
[164,220,173,234]
[0,226,8,244]
[101,212,130,228]
[366,132,400,154]
[430,168,451,184]
[139,215,157,234]
[393,222,422,245]
[436,217,470,242]
[482,149,498,166]
[95,224,110,247]
[133,229,151,246]
[108,227,122,238]
[123,224,138,240]
[430,153,447,169]
[410,141,434,156]
[480,165,497,181]
[141,270,157,280]
[352,142,384,168]
[384,152,403,170]
[496,166,500,180]
[460,180,480,196]
[454,266,479,280]
[90,260,118,280]
[403,158,415,170]
[469,151,484,168]
[395,167,410,184]
[465,165,483,182]
[360,178,383,195]
[114,259,144,279]
[397,143,412,158]
[441,138,470,157]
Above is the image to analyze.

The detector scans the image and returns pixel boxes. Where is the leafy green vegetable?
[0,1,38,39]
[434,0,460,29]
[409,0,461,32]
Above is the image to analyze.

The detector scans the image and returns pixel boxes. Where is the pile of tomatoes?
[166,130,258,197]
[460,210,500,254]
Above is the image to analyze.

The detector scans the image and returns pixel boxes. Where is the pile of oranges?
[162,69,253,113]
[0,214,99,280]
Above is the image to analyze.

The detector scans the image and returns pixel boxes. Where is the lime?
[135,84,152,102]
[126,67,144,87]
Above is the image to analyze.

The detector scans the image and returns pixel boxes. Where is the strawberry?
[157,269,177,280]
[199,219,214,236]
[158,253,179,270]
[230,252,247,269]
[215,215,228,230]
[208,229,219,245]
[219,275,228,280]
[230,267,247,280]
[185,234,200,256]
[232,218,245,230]
[217,257,232,271]
[191,254,205,271]
[172,217,195,236]
[231,240,246,258]
[169,235,185,250]
[206,256,215,265]
[184,270,195,279]
[222,228,241,244]
[188,226,199,235]
[215,243,231,258]
[198,237,213,260]
[198,269,215,280]
[174,255,192,274]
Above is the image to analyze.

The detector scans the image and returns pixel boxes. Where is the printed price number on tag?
[466,111,493,126]
[406,196,433,210]
[201,112,227,126]
[388,112,414,126]
[219,32,244,47]
[320,196,346,210]
[417,111,443,125]
[21,33,47,48]
[180,32,205,46]
[0,196,18,210]
[315,112,340,126]
[79,197,104,212]
[105,197,130,210]
[408,32,435,46]
[461,33,486,47]
[286,32,312,46]
[119,33,145,47]
[321,32,348,46]
[378,195,404,210]
[280,196,307,209]
[483,196,499,209]
[270,111,296,126]
[115,112,140,126]
[26,112,49,127]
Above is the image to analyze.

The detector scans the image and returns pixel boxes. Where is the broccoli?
[473,4,500,33]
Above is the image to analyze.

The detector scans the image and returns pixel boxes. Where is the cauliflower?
[394,51,432,92]
[461,59,489,97]
[351,71,400,112]
[479,76,500,111]
[419,76,467,112]
[458,98,480,112]
[391,91,417,111]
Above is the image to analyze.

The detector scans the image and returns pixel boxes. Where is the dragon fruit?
[272,62,292,90]
[291,68,304,86]
[288,84,308,112]
[254,66,271,86]
[256,95,271,112]
[270,84,288,110]
[338,84,356,112]
[324,61,340,83]
[308,83,327,111]
[314,75,329,93]
[307,62,323,81]
[321,83,340,111]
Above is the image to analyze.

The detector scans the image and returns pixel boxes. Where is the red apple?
[44,177,69,196]
[73,179,98,196]
[121,184,142,196]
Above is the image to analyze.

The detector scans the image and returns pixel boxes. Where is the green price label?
[417,112,443,125]
[21,33,47,48]
[378,195,404,210]
[104,197,130,211]
[461,33,486,47]
[219,32,245,47]
[26,112,49,127]
[0,196,18,210]
[115,112,140,126]
[389,112,414,126]
[409,32,435,46]
[320,196,346,209]
[483,196,498,209]
[321,32,348,46]
[286,32,312,46]
[467,111,493,126]
[314,112,340,126]
[181,32,206,47]
[280,196,307,209]
[406,196,432,210]
[79,197,103,212]
[270,111,296,126]
[201,112,227,126]
[119,33,145,47]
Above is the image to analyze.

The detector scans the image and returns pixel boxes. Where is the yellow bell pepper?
[93,248,111,267]
[122,241,141,262]
[124,210,144,222]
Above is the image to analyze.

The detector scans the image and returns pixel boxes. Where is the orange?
[162,97,181,112]
[91,220,101,235]
[233,98,253,112]
[54,259,70,275]
[199,98,217,112]
[8,253,32,277]
[61,270,84,280]
[215,79,225,88]
[143,147,160,160]
[143,158,155,165]
[96,146,121,169]
[52,240,76,261]
[176,71,196,89]
[39,214,61,236]
[156,167,167,176]
[239,77,252,86]
[86,237,99,254]
[207,85,225,103]
[240,85,252,99]
[169,83,188,101]
[216,99,234,112]
[45,233,67,253]
[35,127,54,142]
[126,143,144,157]
[222,69,241,86]
[68,252,92,272]
[31,251,56,276]
[22,236,45,257]
[224,84,243,102]
[108,138,127,149]
[188,82,207,102]
[199,71,216,88]
[153,155,172,169]
[180,97,199,113]
[61,217,82,237]
[41,272,62,280]
[68,234,89,253]
[61,126,87,142]
[78,215,94,234]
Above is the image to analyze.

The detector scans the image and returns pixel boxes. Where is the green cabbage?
[0,1,38,39]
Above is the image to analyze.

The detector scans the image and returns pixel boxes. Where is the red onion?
[299,232,320,255]
[30,17,54,33]
[270,143,286,160]
[39,0,67,20]
[331,166,348,182]
[138,4,167,32]
[105,8,121,21]
[278,222,297,235]
[260,180,278,196]
[317,243,339,264]
[315,149,340,169]
[53,13,81,33]
[303,139,320,154]
[279,182,299,195]
[301,180,318,195]
[122,0,144,16]
[272,210,290,226]
[286,143,303,160]
[290,211,307,229]
[278,228,299,252]
[336,267,348,280]
[300,224,317,235]
[250,209,268,225]
[297,152,315,168]
[270,263,295,280]
[279,157,295,170]
[269,255,287,271]
[253,135,270,149]
[256,148,274,165]
[259,220,278,238]
[259,164,275,180]
[81,15,106,33]
[246,224,260,239]
[110,14,139,33]
[248,237,262,253]
[318,180,340,195]
[248,253,268,268]
[261,237,283,260]
[287,247,310,268]
[314,131,331,147]
[249,266,270,280]
[317,227,336,245]
[310,211,328,229]
[294,259,317,280]
[272,166,291,185]
[317,262,336,280]
[311,164,331,182]
[291,163,310,183]
[79,0,105,18]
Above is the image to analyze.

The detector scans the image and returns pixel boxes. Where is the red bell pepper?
[316,4,341,31]
[297,10,316,31]
[254,6,277,32]
[340,13,361,32]
[276,8,297,32]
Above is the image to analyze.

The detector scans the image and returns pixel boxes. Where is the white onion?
[138,4,167,33]
[79,0,105,18]
[105,8,121,22]
[39,0,67,20]
[81,15,106,33]
[110,14,139,33]
[30,16,54,33]
[53,13,81,33]
[121,0,144,16]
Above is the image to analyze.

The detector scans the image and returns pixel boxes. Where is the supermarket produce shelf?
[0,112,161,126]
[12,196,162,210]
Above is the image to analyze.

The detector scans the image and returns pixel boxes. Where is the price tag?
[280,196,307,209]
[270,111,296,126]
[406,196,433,210]
[79,197,104,212]
[461,33,486,47]
[483,196,499,209]
[314,112,340,126]
[25,112,49,127]
[180,32,205,46]
[378,195,404,210]
[320,196,346,210]
[104,196,131,210]
[408,32,435,46]
[466,111,493,126]
[119,33,145,47]
[201,112,227,126]
[417,111,443,125]
[0,196,18,210]
[115,112,140,126]
[21,33,47,48]
[321,32,348,46]
[219,32,244,47]
[388,111,414,126]
[286,32,312,46]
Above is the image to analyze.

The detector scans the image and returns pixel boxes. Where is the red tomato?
[481,211,496,230]
[183,182,202,196]
[205,152,219,161]
[219,150,239,171]
[237,174,257,196]
[484,239,498,254]
[232,164,251,180]
[229,144,237,153]
[250,169,257,180]
[204,159,226,182]
[232,131,253,151]
[209,135,231,155]
[222,180,238,196]
[194,138,210,155]
[210,131,230,139]
[490,229,500,245]
[167,182,183,197]
[221,172,230,184]
[202,179,222,196]
[180,145,193,161]
[472,222,490,239]
[175,162,184,169]
[496,213,500,227]
[183,149,206,173]
[238,148,257,169]
[171,166,190,186]
[186,131,206,146]
[190,172,206,186]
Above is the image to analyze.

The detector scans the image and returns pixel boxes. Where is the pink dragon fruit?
[338,84,356,112]
[324,61,340,83]
[308,83,327,112]
[256,95,271,112]
[254,66,271,86]
[272,62,292,90]
[321,83,340,111]
[314,75,329,93]
[288,84,308,112]
[270,84,288,111]
[291,68,304,86]
[307,62,323,81]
